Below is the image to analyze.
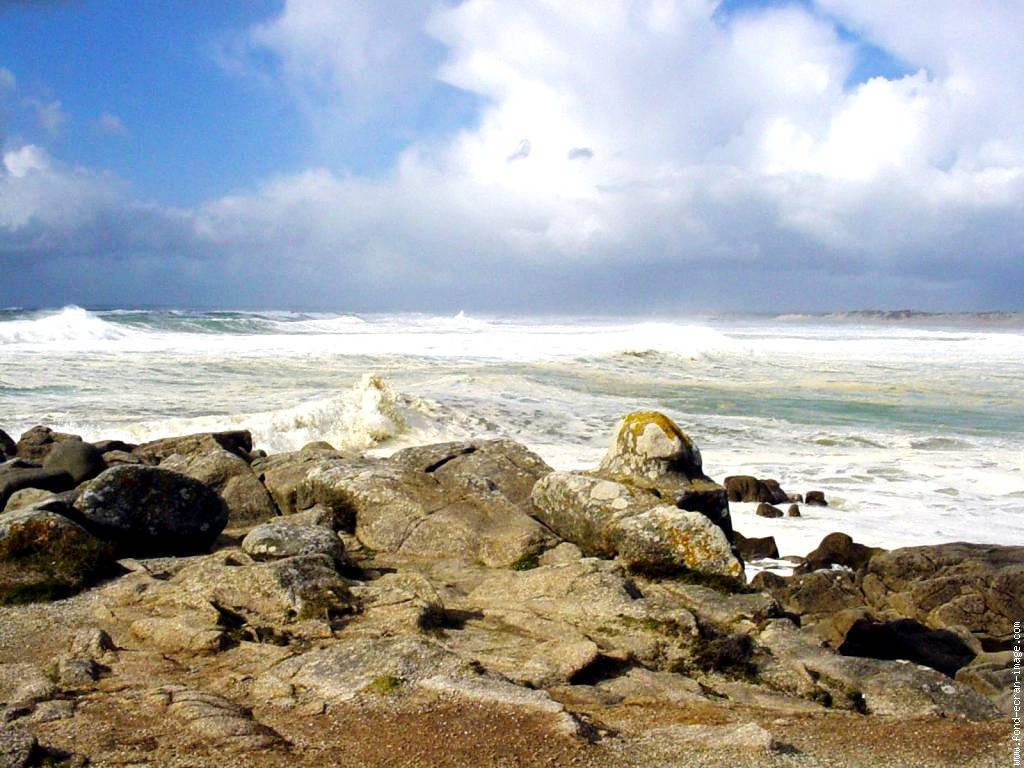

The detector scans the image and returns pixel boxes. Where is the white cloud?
[23,97,67,137]
[3,0,1023,310]
[0,68,15,91]
[92,112,128,138]
[0,145,125,231]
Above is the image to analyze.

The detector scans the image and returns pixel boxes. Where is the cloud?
[2,0,1023,311]
[23,97,66,136]
[0,68,14,91]
[506,139,531,162]
[92,111,128,138]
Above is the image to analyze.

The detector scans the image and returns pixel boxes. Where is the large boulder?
[596,411,732,539]
[42,440,107,484]
[860,542,1024,650]
[0,506,113,603]
[13,426,82,462]
[73,465,228,556]
[531,472,743,582]
[159,446,278,525]
[299,440,556,567]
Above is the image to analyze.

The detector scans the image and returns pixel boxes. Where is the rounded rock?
[241,520,345,565]
[73,465,228,556]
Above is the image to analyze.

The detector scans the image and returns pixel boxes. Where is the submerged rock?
[733,531,779,561]
[724,475,790,504]
[805,490,828,506]
[755,503,783,518]
[73,465,228,556]
[794,532,881,575]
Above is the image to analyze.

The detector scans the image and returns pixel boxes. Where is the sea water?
[2,306,1022,567]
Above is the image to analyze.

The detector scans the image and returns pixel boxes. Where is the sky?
[1,0,1022,313]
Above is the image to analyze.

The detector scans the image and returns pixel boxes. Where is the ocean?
[2,305,1022,567]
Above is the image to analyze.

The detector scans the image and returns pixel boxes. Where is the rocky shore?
[0,413,1017,767]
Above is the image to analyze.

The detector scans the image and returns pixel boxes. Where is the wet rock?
[787,504,801,517]
[805,490,828,506]
[756,503,783,518]
[0,507,113,604]
[733,531,779,561]
[160,446,278,525]
[724,475,789,504]
[303,440,556,567]
[42,440,107,484]
[13,426,82,463]
[73,465,228,556]
[838,617,977,677]
[531,473,744,582]
[597,411,732,540]
[860,542,1024,650]
[242,520,344,565]
[793,532,881,575]
[148,685,285,750]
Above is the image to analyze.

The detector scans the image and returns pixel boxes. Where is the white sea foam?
[2,309,1022,560]
[0,306,133,346]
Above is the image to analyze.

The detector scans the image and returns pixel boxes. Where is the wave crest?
[0,306,130,345]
